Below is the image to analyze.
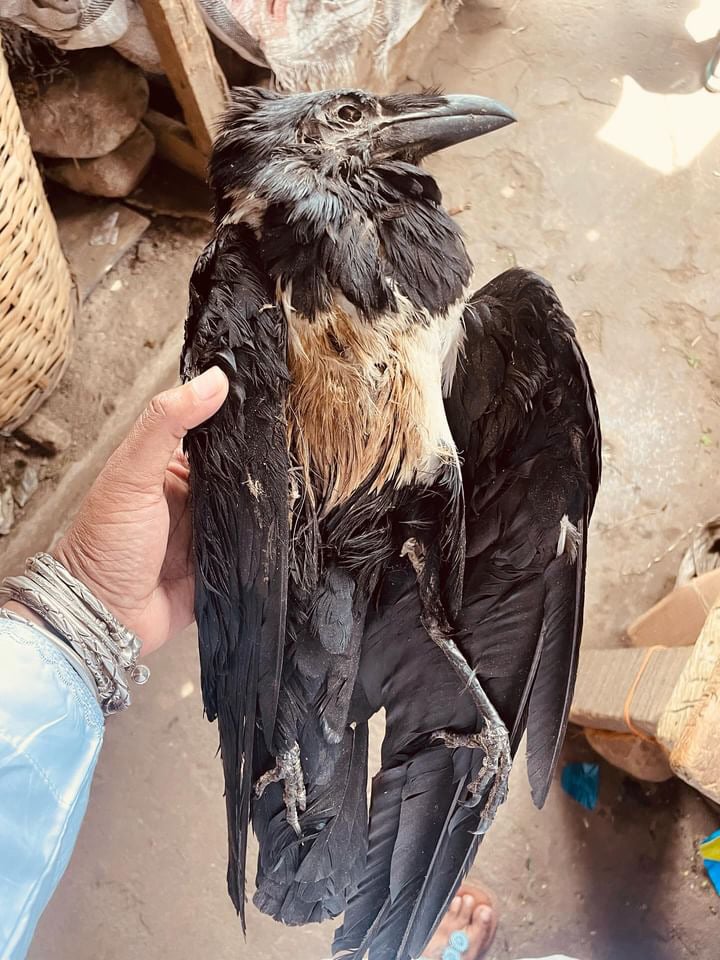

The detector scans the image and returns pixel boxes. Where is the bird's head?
[210,87,516,319]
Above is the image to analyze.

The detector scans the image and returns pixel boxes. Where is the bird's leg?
[401,537,511,832]
[427,624,510,831]
[432,722,510,831]
[255,742,307,836]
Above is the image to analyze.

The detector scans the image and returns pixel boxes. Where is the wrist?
[52,538,149,647]
[52,537,114,621]
[2,553,149,714]
[53,537,91,591]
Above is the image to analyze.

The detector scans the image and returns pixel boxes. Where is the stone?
[16,412,71,456]
[46,124,156,199]
[0,487,14,536]
[111,0,164,75]
[18,49,149,159]
[13,463,40,509]
[136,239,155,263]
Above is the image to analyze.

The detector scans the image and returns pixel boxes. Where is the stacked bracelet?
[0,553,149,715]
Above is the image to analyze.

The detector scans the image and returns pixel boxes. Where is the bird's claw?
[433,724,511,832]
[255,742,307,836]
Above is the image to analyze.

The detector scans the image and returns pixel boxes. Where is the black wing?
[453,268,601,804]
[181,223,290,925]
[335,268,601,959]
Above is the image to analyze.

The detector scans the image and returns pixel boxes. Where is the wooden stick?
[669,658,720,802]
[144,110,207,181]
[657,598,720,749]
[139,0,228,155]
[657,599,720,801]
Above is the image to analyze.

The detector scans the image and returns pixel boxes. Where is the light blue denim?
[0,617,103,960]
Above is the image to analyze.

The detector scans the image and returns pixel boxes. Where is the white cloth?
[2,0,459,91]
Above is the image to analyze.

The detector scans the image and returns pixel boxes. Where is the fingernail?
[451,896,462,912]
[477,905,492,922]
[191,366,227,400]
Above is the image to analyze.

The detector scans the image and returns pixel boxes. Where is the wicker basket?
[0,43,77,433]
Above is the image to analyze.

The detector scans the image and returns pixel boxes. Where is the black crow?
[181,87,600,959]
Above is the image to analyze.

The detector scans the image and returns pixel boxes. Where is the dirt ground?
[10,0,720,958]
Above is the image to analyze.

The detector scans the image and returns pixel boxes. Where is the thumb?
[110,367,229,491]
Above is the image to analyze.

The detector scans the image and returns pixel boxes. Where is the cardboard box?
[627,568,720,648]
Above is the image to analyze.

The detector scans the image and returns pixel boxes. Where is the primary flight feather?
[181,86,601,959]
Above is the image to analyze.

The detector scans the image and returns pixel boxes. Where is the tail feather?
[332,765,405,955]
[398,782,482,960]
[294,723,369,904]
[253,723,369,925]
[333,744,484,960]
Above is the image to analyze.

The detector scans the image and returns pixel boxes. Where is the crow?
[181,87,601,960]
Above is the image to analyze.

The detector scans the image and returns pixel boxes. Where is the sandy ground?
[14,0,720,958]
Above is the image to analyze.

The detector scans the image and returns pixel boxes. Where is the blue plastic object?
[561,761,600,811]
[701,828,720,896]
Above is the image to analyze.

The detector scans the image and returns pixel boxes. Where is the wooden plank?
[570,646,692,738]
[657,599,720,801]
[144,110,207,181]
[52,196,150,302]
[139,0,228,155]
[658,598,720,749]
[670,658,720,802]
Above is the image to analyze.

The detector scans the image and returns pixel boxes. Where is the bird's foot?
[255,742,307,835]
[433,722,511,832]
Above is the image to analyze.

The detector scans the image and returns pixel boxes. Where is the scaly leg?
[401,538,511,832]
[432,726,510,832]
[255,742,307,836]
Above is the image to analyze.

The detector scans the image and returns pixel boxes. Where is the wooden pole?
[139,0,228,156]
[144,109,207,180]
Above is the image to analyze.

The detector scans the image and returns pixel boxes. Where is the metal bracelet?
[0,553,150,715]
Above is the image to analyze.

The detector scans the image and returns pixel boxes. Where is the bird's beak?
[373,94,516,159]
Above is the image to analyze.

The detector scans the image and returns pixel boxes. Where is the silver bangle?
[0,553,150,715]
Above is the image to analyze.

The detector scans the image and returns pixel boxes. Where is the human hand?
[48,367,228,654]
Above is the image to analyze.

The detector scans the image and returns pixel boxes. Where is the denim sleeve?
[0,617,104,960]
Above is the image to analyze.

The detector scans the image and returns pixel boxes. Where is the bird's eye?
[338,104,362,123]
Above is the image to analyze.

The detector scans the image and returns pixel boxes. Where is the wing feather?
[182,223,289,924]
[456,269,601,804]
